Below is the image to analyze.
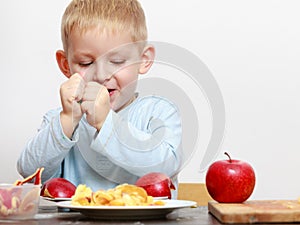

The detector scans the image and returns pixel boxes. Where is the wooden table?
[3,198,300,224]
[31,206,219,225]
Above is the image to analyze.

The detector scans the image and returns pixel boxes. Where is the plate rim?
[41,196,72,202]
[56,199,197,210]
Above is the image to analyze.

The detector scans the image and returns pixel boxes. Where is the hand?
[81,82,110,131]
[59,73,85,138]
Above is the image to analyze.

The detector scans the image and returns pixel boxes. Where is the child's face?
[64,27,152,112]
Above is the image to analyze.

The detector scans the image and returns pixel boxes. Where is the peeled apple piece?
[14,168,44,186]
[41,178,76,198]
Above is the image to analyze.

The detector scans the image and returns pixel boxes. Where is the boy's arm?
[90,96,183,178]
[17,108,77,182]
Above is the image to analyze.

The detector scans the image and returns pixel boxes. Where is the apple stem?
[224,152,232,163]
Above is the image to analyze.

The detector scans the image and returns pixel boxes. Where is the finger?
[82,82,104,101]
[95,86,109,103]
[70,74,86,102]
[80,100,93,115]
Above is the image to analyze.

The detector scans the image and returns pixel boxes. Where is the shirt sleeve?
[17,108,77,181]
[90,96,183,177]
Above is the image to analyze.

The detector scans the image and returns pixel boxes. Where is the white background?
[0,1,299,200]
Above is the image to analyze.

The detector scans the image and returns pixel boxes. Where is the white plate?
[56,200,197,220]
[153,196,168,200]
[41,196,71,202]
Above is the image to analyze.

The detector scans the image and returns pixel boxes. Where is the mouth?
[107,89,116,96]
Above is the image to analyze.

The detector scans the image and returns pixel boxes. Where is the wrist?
[60,112,80,138]
[96,121,104,132]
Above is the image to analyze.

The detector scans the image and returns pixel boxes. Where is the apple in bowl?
[0,168,44,220]
[205,152,256,203]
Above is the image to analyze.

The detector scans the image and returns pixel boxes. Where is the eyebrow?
[72,51,94,59]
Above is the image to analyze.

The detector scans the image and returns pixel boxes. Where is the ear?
[138,45,155,74]
[56,50,71,78]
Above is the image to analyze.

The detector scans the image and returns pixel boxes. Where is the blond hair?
[61,0,147,51]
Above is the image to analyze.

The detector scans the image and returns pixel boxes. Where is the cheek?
[116,67,139,89]
[68,64,84,75]
[68,62,90,77]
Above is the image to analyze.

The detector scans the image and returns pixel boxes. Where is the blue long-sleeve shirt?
[17,95,182,194]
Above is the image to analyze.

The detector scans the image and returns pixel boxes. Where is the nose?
[84,59,113,84]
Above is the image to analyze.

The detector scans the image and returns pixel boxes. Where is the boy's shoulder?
[45,107,62,114]
[43,107,62,119]
[131,94,179,112]
[136,94,175,103]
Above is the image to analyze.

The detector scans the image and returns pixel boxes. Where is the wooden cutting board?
[208,200,300,223]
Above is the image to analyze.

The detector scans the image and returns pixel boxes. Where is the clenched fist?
[60,73,110,138]
[80,81,110,131]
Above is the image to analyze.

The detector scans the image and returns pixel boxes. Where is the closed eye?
[110,59,125,65]
[79,61,93,67]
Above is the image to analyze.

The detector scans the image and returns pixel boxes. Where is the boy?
[17,0,182,193]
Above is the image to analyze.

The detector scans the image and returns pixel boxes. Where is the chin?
[113,100,133,113]
[110,100,123,112]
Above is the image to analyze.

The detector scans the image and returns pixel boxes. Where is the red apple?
[135,172,175,199]
[205,152,255,203]
[41,178,76,198]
